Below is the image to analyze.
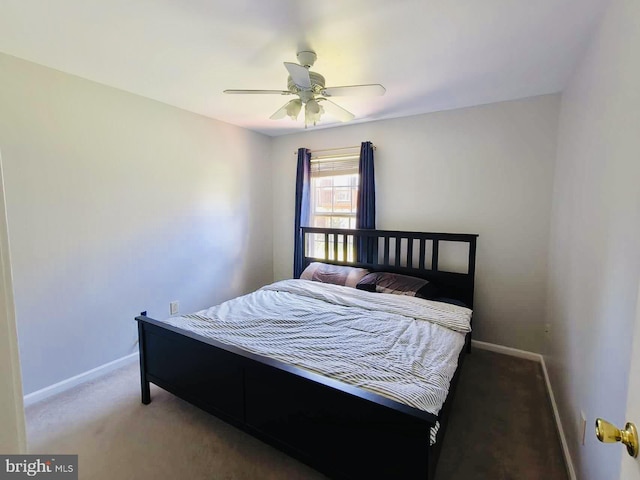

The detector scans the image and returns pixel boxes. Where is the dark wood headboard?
[301,227,479,308]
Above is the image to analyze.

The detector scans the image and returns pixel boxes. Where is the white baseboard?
[23,352,138,407]
[540,356,577,480]
[471,340,576,480]
[471,339,541,362]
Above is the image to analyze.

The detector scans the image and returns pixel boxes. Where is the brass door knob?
[595,418,639,458]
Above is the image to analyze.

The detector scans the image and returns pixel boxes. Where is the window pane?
[331,217,350,229]
[309,168,358,236]
[333,187,352,212]
[333,175,351,186]
[313,216,331,228]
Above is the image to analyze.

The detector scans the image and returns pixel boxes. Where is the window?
[312,175,358,228]
[308,153,359,261]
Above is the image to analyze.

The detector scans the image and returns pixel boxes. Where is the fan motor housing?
[288,71,325,94]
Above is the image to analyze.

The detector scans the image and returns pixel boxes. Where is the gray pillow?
[356,272,438,299]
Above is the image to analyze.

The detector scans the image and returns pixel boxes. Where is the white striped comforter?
[161,279,471,421]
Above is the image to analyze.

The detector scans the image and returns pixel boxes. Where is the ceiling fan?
[224,51,385,127]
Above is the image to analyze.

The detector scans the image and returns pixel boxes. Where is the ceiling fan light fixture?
[286,99,302,120]
[305,101,324,127]
[306,99,320,114]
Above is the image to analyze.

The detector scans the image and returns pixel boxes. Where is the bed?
[136,227,478,479]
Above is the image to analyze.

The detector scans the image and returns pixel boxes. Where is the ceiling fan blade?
[321,84,386,97]
[224,89,292,95]
[284,62,311,89]
[270,101,290,120]
[270,99,302,120]
[318,99,355,122]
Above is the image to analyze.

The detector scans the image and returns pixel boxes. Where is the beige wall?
[0,149,26,453]
[0,53,273,394]
[545,0,640,478]
[270,95,560,353]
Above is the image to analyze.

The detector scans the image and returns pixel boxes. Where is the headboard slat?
[432,240,439,271]
[419,239,426,270]
[324,233,329,259]
[383,236,390,265]
[342,234,348,261]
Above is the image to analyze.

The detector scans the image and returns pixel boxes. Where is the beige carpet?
[26,349,567,480]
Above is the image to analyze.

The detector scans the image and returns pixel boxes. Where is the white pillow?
[300,262,370,288]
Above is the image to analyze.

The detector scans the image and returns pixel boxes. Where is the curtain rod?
[293,144,376,155]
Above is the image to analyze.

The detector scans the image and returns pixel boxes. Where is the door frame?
[619,281,640,478]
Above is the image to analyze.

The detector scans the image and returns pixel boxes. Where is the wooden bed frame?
[136,227,478,479]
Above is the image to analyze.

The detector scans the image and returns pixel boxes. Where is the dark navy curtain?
[293,148,311,278]
[356,141,376,262]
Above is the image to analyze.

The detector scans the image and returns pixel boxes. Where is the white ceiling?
[0,0,608,136]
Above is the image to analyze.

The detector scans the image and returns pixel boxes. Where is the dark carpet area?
[435,349,568,480]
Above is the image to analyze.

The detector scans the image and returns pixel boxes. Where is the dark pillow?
[300,262,370,288]
[416,283,440,300]
[356,272,438,299]
[432,297,469,308]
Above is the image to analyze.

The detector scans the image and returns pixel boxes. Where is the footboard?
[137,315,439,479]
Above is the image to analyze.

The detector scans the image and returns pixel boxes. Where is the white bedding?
[160,279,471,421]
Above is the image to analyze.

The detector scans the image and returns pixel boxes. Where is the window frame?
[307,153,360,261]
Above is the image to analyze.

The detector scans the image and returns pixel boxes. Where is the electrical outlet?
[544,323,551,335]
[170,301,179,315]
[579,410,587,445]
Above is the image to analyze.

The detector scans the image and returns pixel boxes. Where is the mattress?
[161,278,470,415]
